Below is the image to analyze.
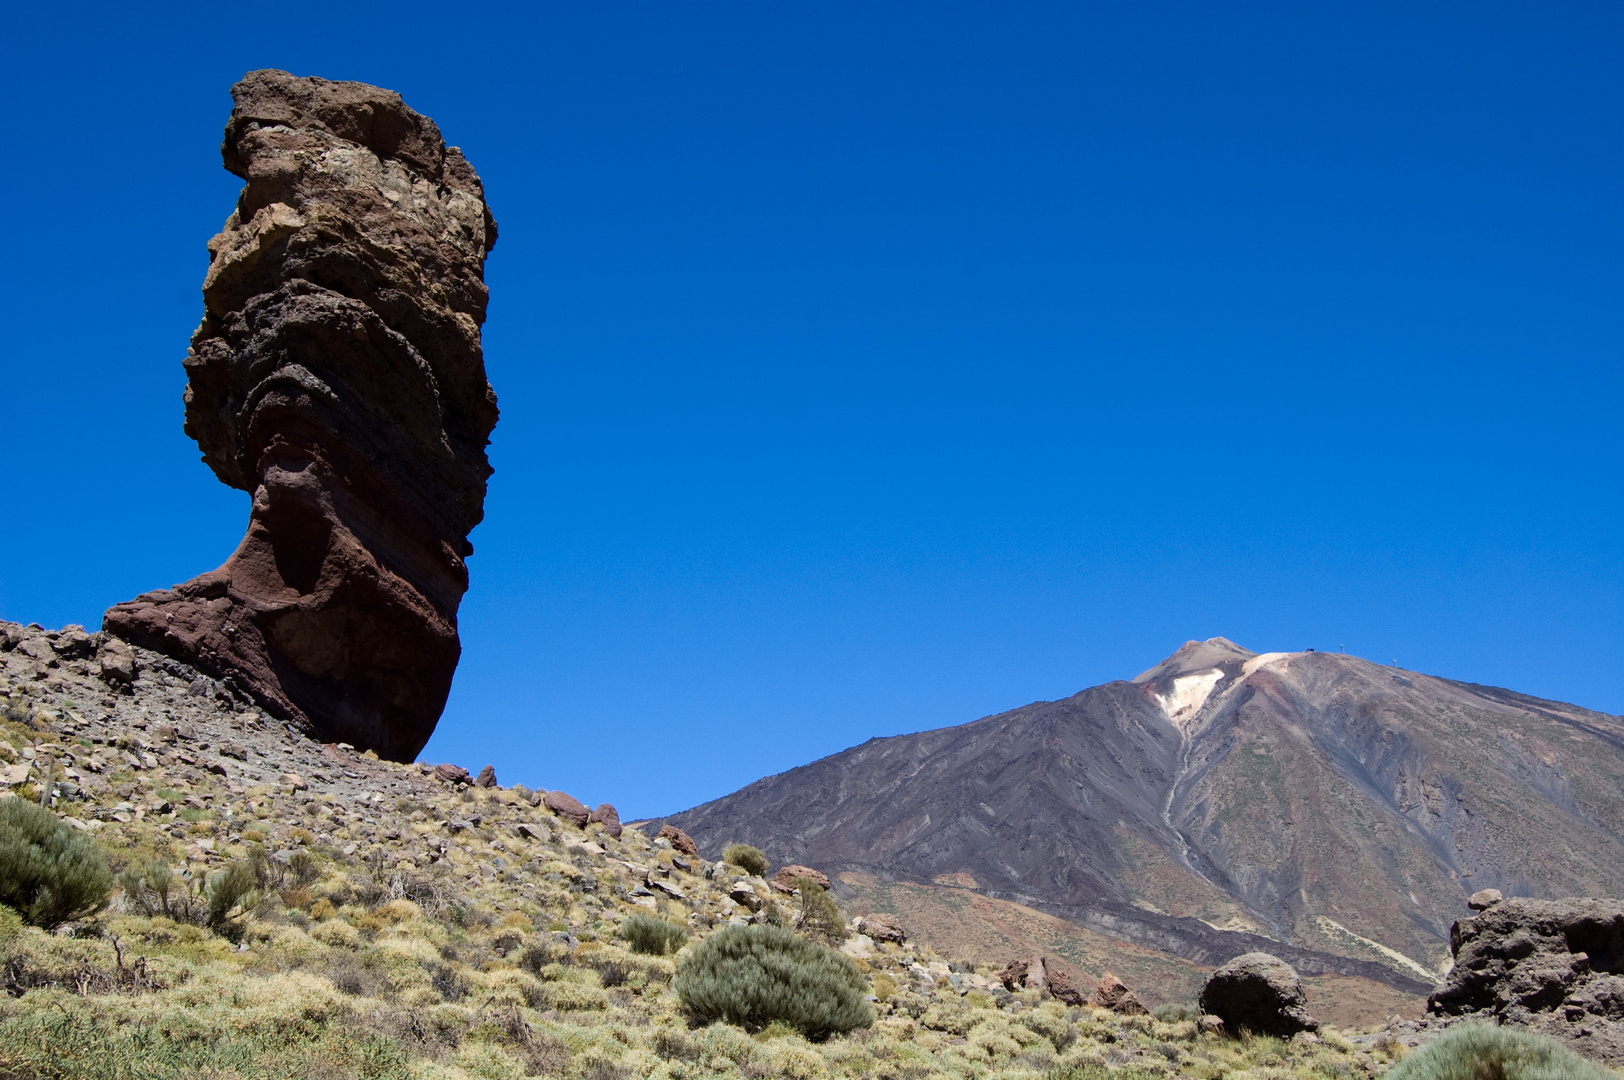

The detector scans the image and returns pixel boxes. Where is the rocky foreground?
[0,619,1444,1079]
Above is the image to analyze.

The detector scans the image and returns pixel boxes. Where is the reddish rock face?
[104,70,498,761]
[769,864,831,894]
[658,825,699,857]
[544,791,591,827]
[1090,971,1145,1014]
[590,803,623,839]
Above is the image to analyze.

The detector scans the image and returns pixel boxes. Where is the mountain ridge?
[648,639,1624,993]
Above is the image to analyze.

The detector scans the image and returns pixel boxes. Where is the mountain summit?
[650,640,1624,991]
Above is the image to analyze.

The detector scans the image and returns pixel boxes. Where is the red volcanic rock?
[474,765,497,788]
[770,864,831,894]
[998,955,1047,993]
[658,825,699,856]
[856,913,907,943]
[1090,971,1146,1014]
[544,790,590,827]
[433,763,471,785]
[103,70,498,762]
[589,803,623,838]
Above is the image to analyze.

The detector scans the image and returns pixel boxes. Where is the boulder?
[1199,952,1318,1036]
[1091,971,1147,1014]
[544,790,590,827]
[1468,888,1504,911]
[769,864,830,893]
[857,913,907,944]
[998,954,1048,993]
[1428,897,1624,1066]
[589,803,622,838]
[433,763,472,785]
[997,956,1030,992]
[103,70,499,762]
[728,884,765,912]
[474,765,497,789]
[97,638,135,686]
[658,825,699,856]
[1044,963,1088,1007]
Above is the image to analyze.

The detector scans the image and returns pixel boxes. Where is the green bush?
[621,912,688,955]
[205,860,262,930]
[722,844,769,877]
[0,798,111,929]
[794,885,847,944]
[674,924,872,1040]
[119,859,182,919]
[1385,1022,1616,1080]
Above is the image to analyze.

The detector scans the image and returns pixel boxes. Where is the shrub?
[1152,1001,1198,1023]
[1384,1022,1616,1080]
[622,912,688,956]
[794,886,848,944]
[0,798,111,928]
[723,844,769,877]
[119,858,175,917]
[518,936,574,973]
[674,923,873,1040]
[205,859,262,930]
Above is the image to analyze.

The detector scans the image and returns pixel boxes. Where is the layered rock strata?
[105,70,498,761]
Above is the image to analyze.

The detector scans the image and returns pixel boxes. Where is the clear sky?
[1,2,1619,819]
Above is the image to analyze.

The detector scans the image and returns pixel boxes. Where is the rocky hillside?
[650,638,1624,993]
[0,619,1422,1078]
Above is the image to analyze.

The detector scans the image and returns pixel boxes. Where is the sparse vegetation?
[1385,1022,1617,1080]
[674,923,873,1039]
[620,911,687,954]
[794,881,848,944]
[722,842,769,876]
[0,640,1557,1080]
[1152,1000,1198,1023]
[0,797,111,929]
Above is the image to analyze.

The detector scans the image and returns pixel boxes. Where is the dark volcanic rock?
[103,70,498,762]
[1429,897,1624,1065]
[1199,952,1318,1036]
[474,765,497,789]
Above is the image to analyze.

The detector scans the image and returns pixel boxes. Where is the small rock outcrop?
[657,825,699,857]
[999,955,1045,994]
[1092,971,1148,1015]
[1199,952,1319,1036]
[856,913,907,944]
[544,791,591,827]
[1428,897,1624,1065]
[589,803,623,839]
[103,70,499,762]
[770,864,831,893]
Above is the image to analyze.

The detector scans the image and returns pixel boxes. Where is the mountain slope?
[650,639,1624,989]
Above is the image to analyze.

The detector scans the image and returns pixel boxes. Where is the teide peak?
[648,638,1624,992]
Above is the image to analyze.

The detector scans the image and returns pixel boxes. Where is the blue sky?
[2,2,1619,818]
